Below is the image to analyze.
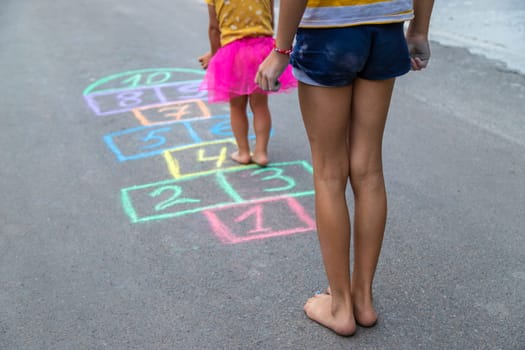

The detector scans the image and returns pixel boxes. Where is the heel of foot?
[251,154,269,167]
[354,309,378,328]
[356,318,377,328]
[230,151,251,165]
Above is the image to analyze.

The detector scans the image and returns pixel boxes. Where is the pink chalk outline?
[203,196,316,244]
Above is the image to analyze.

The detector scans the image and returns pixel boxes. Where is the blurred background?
[431,0,525,74]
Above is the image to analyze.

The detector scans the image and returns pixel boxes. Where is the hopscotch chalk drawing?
[84,68,207,116]
[83,68,316,244]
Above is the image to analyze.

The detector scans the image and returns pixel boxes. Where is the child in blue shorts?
[256,0,434,336]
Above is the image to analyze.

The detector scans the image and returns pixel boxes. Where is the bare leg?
[229,95,251,164]
[348,78,395,326]
[299,82,356,336]
[249,93,272,166]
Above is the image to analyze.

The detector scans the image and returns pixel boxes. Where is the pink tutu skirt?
[200,36,297,103]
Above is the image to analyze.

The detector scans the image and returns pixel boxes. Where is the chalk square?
[163,139,247,179]
[132,100,211,125]
[203,196,316,244]
[219,161,314,200]
[121,174,237,223]
[159,80,207,102]
[84,87,162,116]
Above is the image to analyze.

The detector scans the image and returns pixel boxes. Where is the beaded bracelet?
[273,42,293,56]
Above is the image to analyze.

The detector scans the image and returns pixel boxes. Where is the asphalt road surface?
[1,1,524,349]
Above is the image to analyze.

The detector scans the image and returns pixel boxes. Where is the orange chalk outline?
[133,99,211,125]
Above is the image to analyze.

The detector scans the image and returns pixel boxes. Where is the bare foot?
[251,152,269,167]
[352,295,377,327]
[303,293,356,336]
[230,151,251,165]
[325,286,377,327]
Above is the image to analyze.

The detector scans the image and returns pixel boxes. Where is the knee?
[313,159,349,189]
[249,94,269,110]
[230,104,248,119]
[349,163,384,193]
[230,96,248,112]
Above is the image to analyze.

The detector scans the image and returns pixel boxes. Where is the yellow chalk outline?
[163,139,247,179]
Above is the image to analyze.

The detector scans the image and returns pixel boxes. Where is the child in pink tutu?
[198,0,297,166]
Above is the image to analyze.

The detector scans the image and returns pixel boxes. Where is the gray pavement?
[1,1,524,349]
[430,0,525,75]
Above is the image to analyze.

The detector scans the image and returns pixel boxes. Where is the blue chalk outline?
[104,113,262,162]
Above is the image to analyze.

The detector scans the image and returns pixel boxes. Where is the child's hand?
[198,51,212,70]
[407,34,431,71]
[255,51,289,92]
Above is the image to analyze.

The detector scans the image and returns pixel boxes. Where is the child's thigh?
[298,83,352,157]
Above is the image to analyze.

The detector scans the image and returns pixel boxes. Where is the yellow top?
[301,0,414,28]
[205,0,273,47]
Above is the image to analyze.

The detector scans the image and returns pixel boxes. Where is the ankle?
[236,149,250,157]
[330,293,353,314]
[351,289,377,327]
[351,283,373,302]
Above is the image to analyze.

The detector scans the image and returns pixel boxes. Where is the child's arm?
[198,4,221,70]
[256,0,307,91]
[270,0,274,30]
[273,0,307,55]
[406,0,435,70]
[207,4,221,55]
